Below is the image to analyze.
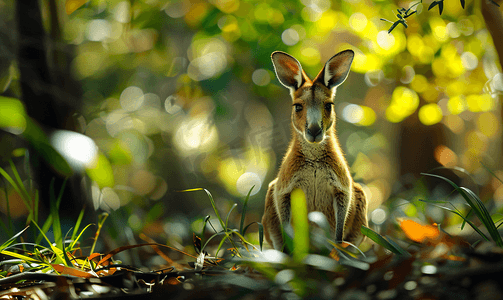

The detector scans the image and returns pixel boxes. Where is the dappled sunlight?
[434,145,458,167]
[6,1,503,298]
[50,130,98,171]
[173,116,219,154]
[418,103,443,126]
[4,0,503,266]
[386,86,419,123]
[60,0,503,206]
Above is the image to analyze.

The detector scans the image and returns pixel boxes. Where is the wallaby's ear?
[271,51,306,91]
[315,50,354,90]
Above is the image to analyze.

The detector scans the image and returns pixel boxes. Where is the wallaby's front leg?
[344,183,368,244]
[262,180,284,250]
[334,190,350,243]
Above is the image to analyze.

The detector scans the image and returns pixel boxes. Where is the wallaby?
[262,50,368,250]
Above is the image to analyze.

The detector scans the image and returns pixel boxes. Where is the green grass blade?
[71,208,86,242]
[481,162,503,185]
[34,190,39,227]
[461,208,473,230]
[0,249,38,263]
[460,187,503,247]
[419,199,490,241]
[0,226,29,251]
[31,220,67,266]
[0,166,32,216]
[199,215,211,247]
[1,177,12,235]
[201,231,226,252]
[8,160,31,205]
[36,215,54,245]
[49,178,71,267]
[0,218,8,236]
[69,223,93,250]
[90,212,108,254]
[225,203,238,230]
[215,234,229,258]
[242,221,264,251]
[496,218,503,229]
[361,225,409,256]
[50,179,63,252]
[240,185,255,235]
[180,188,226,231]
[291,188,309,262]
[422,173,502,247]
[258,222,264,251]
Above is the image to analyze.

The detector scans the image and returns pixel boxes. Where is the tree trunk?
[16,0,86,218]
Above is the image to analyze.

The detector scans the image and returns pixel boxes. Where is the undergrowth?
[2,162,503,298]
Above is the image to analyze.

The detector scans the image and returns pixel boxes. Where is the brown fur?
[262,50,368,250]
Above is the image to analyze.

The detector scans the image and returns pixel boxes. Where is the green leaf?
[242,221,264,251]
[0,249,38,263]
[200,215,211,247]
[181,188,226,231]
[0,96,26,133]
[422,173,503,247]
[0,226,29,252]
[90,212,108,254]
[0,166,33,217]
[225,203,238,230]
[419,198,489,241]
[32,220,67,266]
[291,188,309,261]
[49,179,63,256]
[71,208,86,242]
[8,160,31,204]
[69,223,93,250]
[258,222,264,252]
[86,152,114,188]
[361,225,410,256]
[240,185,255,235]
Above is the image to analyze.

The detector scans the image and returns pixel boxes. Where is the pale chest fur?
[273,137,353,228]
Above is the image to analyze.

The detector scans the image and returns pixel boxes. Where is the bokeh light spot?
[434,145,458,167]
[377,30,395,51]
[447,95,466,115]
[86,19,111,42]
[476,112,499,137]
[120,86,145,111]
[461,52,478,70]
[236,172,261,196]
[252,69,271,86]
[50,130,98,171]
[342,104,363,124]
[349,12,367,33]
[281,28,300,46]
[371,208,386,225]
[418,103,443,126]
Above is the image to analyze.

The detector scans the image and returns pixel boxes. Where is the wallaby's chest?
[280,158,348,211]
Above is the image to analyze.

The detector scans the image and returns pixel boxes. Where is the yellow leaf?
[66,0,89,14]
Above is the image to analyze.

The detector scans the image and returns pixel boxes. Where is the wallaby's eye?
[325,103,333,112]
[294,104,303,112]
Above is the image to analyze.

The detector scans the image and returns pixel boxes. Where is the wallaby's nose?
[306,124,323,143]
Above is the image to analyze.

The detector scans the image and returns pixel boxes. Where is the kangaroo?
[262,50,368,250]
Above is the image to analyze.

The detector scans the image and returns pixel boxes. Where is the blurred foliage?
[0,0,503,260]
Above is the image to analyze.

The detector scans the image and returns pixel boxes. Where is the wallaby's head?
[271,50,354,144]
